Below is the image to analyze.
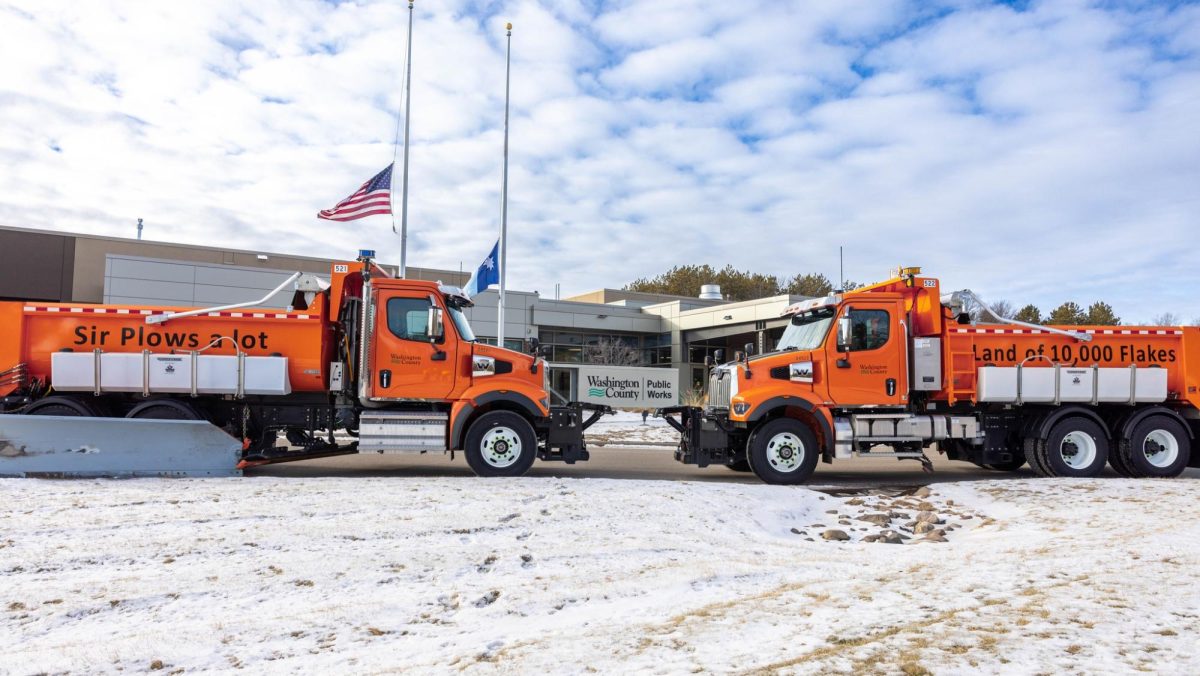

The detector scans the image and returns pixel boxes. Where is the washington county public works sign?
[578,365,678,408]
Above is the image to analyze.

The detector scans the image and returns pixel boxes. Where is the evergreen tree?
[1084,301,1120,326]
[1046,302,1086,325]
[783,272,833,297]
[1012,304,1042,324]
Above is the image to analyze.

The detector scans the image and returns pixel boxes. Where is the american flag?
[318,164,393,221]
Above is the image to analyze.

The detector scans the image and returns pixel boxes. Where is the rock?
[914,486,932,498]
[821,529,850,541]
[862,534,880,543]
[838,520,851,526]
[790,527,802,535]
[810,524,825,528]
[847,497,865,506]
[917,501,936,511]
[923,531,948,543]
[913,521,936,534]
[946,499,955,506]
[877,530,904,544]
[825,509,839,515]
[916,511,943,525]
[857,513,891,526]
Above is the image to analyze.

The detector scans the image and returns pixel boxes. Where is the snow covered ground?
[4,476,1199,674]
[585,410,679,446]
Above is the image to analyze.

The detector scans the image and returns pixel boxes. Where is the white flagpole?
[497,21,512,349]
[398,0,415,278]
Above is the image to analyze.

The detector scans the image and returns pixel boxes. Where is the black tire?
[126,399,205,420]
[747,417,820,485]
[1118,416,1191,478]
[1033,417,1110,478]
[982,455,1026,472]
[25,396,102,417]
[1107,423,1137,478]
[463,411,537,478]
[1023,436,1051,477]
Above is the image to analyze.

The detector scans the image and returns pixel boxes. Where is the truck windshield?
[447,304,476,342]
[777,307,835,351]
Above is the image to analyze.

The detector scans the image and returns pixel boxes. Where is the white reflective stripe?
[297,314,310,319]
[1139,330,1149,335]
[1013,329,1023,333]
[1103,330,1113,334]
[273,313,288,319]
[47,307,61,312]
[117,309,130,314]
[140,310,153,315]
[70,307,83,313]
[22,306,35,311]
[252,313,266,318]
[1156,330,1167,335]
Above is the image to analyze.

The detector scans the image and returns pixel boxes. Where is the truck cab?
[662,267,1197,484]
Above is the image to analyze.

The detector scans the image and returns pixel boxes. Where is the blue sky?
[1,0,1198,322]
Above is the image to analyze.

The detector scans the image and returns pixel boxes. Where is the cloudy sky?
[1,0,1198,321]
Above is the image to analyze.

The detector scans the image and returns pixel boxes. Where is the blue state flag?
[464,240,500,298]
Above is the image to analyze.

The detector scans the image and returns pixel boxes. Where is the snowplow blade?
[0,415,242,478]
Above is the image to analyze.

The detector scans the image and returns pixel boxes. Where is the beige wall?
[0,226,469,302]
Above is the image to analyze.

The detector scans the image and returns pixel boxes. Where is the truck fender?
[1023,406,1111,442]
[449,391,544,450]
[745,396,835,460]
[1110,406,1193,443]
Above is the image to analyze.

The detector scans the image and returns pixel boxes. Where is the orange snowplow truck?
[661,267,1200,484]
[0,250,607,475]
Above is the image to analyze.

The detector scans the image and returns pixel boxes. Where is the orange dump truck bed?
[0,299,331,398]
[940,324,1200,410]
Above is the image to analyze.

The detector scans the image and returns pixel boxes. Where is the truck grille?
[707,369,732,410]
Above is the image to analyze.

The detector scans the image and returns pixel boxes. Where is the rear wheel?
[1118,416,1190,478]
[1030,417,1109,478]
[464,411,537,477]
[25,396,103,417]
[126,399,205,420]
[747,418,819,485]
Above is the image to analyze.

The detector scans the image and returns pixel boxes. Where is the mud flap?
[0,415,242,478]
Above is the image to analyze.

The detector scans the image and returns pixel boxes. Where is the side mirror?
[427,308,444,341]
[526,336,540,355]
[743,342,755,358]
[837,314,852,353]
[714,349,725,363]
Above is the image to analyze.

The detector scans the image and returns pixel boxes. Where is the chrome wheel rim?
[765,432,804,473]
[481,427,521,468]
[1059,431,1097,470]
[1143,429,1179,468]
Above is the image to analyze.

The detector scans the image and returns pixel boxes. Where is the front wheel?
[463,411,537,477]
[747,418,819,485]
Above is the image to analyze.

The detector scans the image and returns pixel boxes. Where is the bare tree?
[583,337,643,366]
[1152,312,1181,326]
[974,299,1015,324]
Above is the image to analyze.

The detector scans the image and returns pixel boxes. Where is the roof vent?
[699,284,722,300]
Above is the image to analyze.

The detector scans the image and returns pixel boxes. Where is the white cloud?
[0,0,1197,322]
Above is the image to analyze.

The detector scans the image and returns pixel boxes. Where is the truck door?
[825,301,907,407]
[370,291,458,400]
